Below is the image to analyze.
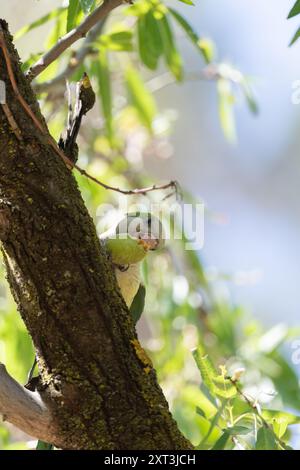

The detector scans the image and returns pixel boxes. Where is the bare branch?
[33,19,107,94]
[27,0,123,82]
[0,363,54,443]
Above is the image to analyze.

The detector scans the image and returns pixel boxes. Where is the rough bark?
[0,20,192,450]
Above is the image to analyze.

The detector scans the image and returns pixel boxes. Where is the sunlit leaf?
[193,346,237,399]
[125,66,157,131]
[98,29,133,51]
[217,78,236,143]
[178,0,195,4]
[196,415,223,447]
[198,38,216,64]
[157,14,183,81]
[124,1,151,16]
[93,50,113,141]
[262,409,300,438]
[138,12,163,70]
[169,9,214,64]
[14,7,66,40]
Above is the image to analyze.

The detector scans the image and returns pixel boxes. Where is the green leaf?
[14,7,66,40]
[21,53,43,72]
[193,346,237,399]
[67,0,81,32]
[178,0,195,5]
[94,50,113,141]
[124,1,151,16]
[125,66,157,131]
[268,350,300,410]
[225,425,251,436]
[138,12,163,70]
[199,399,228,449]
[196,415,223,447]
[80,0,95,14]
[262,410,300,438]
[217,78,236,143]
[288,0,300,19]
[211,431,230,450]
[198,38,216,64]
[39,10,67,81]
[289,26,300,46]
[130,284,146,324]
[240,78,259,115]
[99,30,133,51]
[36,440,53,450]
[255,426,278,450]
[169,9,214,64]
[157,14,183,81]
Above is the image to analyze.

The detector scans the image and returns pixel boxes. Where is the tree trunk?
[0,20,192,450]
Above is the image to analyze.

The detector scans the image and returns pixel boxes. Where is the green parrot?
[100,212,164,323]
[34,212,164,450]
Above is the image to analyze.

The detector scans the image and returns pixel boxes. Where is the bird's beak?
[137,237,159,251]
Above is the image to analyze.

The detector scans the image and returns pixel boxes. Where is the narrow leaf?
[94,50,113,141]
[178,0,195,5]
[67,0,81,32]
[138,13,163,70]
[211,431,230,450]
[217,78,236,143]
[125,66,157,131]
[289,26,300,46]
[80,0,95,14]
[157,14,183,81]
[99,30,133,51]
[14,8,66,40]
[169,9,214,64]
[288,0,300,19]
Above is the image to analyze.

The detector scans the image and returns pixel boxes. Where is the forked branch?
[26,0,123,81]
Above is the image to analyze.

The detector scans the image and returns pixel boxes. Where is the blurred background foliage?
[1,0,300,450]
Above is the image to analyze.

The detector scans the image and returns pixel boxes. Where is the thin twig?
[0,23,179,199]
[229,377,289,450]
[26,0,124,82]
[1,103,22,140]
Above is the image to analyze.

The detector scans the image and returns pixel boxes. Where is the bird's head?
[103,212,165,265]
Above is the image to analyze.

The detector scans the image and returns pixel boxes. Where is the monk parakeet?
[100,212,164,323]
[32,212,163,451]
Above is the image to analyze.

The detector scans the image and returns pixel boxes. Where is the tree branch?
[33,19,107,94]
[0,364,54,443]
[27,0,123,82]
